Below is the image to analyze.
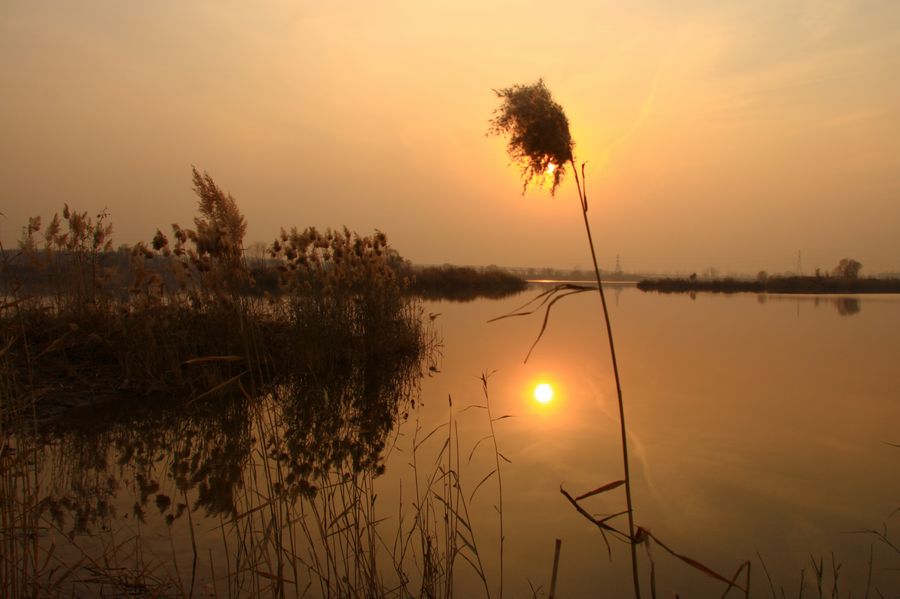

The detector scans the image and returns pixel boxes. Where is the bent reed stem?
[570,159,641,599]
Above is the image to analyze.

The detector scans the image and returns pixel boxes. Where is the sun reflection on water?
[533,382,554,404]
[521,373,568,420]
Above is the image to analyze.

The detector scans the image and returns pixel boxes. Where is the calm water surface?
[36,286,900,597]
[418,287,900,595]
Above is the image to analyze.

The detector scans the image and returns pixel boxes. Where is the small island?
[638,259,900,295]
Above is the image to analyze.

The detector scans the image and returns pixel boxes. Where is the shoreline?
[636,276,900,295]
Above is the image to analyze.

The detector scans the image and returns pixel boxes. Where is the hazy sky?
[2,0,899,274]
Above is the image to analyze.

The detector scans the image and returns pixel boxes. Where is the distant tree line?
[639,258,900,294]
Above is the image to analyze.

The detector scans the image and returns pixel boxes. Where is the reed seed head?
[489,79,574,194]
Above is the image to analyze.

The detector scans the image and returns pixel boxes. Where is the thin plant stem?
[482,374,504,599]
[549,538,562,599]
[569,159,641,599]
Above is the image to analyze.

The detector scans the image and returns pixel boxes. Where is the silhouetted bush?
[405,265,527,301]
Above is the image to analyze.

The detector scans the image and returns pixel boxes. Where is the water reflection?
[412,286,524,303]
[834,297,861,316]
[416,287,900,595]
[758,293,863,316]
[17,287,900,596]
[37,339,426,536]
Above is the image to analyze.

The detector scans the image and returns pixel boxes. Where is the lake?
[27,285,900,597]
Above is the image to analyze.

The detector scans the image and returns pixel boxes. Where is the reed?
[2,169,427,411]
[0,168,461,597]
[1,185,522,598]
[489,78,642,597]
[487,80,775,598]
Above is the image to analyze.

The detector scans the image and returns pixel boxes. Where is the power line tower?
[615,254,623,275]
[796,250,803,275]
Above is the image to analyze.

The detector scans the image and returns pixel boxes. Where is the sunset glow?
[1,2,898,273]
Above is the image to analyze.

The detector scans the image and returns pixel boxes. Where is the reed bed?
[2,169,427,415]
[0,169,513,598]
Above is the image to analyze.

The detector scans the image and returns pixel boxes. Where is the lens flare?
[534,383,554,404]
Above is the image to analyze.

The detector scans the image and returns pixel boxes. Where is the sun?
[545,162,557,176]
[533,383,554,404]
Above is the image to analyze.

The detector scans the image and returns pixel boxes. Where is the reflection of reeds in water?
[228,375,510,598]
[15,330,431,594]
[0,411,43,596]
[8,356,516,597]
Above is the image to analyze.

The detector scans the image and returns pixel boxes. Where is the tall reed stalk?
[569,160,640,597]
[490,79,641,598]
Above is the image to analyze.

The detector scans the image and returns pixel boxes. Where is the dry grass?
[2,170,427,412]
[1,357,521,598]
[490,79,642,596]
[0,170,463,597]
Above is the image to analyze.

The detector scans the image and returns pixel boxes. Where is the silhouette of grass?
[406,265,527,302]
[0,170,518,598]
[490,78,642,597]
[638,275,900,294]
[3,171,428,415]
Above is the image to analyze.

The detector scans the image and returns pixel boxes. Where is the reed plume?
[490,78,642,598]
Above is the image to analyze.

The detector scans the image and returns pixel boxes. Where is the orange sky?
[2,1,899,274]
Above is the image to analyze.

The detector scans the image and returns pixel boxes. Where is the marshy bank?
[405,265,526,301]
[638,274,900,295]
[1,170,532,419]
[4,235,428,426]
[0,171,456,596]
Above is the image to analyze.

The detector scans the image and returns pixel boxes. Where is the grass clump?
[1,168,428,412]
[0,167,444,597]
[406,265,527,302]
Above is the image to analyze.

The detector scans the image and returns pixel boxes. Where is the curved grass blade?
[487,284,591,363]
[467,435,493,464]
[413,422,449,452]
[718,560,751,599]
[488,284,588,322]
[644,528,745,592]
[182,354,245,365]
[575,480,626,501]
[470,469,496,503]
[186,370,248,406]
[560,486,629,558]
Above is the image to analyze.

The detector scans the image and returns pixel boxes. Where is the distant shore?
[637,275,900,294]
[407,265,527,301]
